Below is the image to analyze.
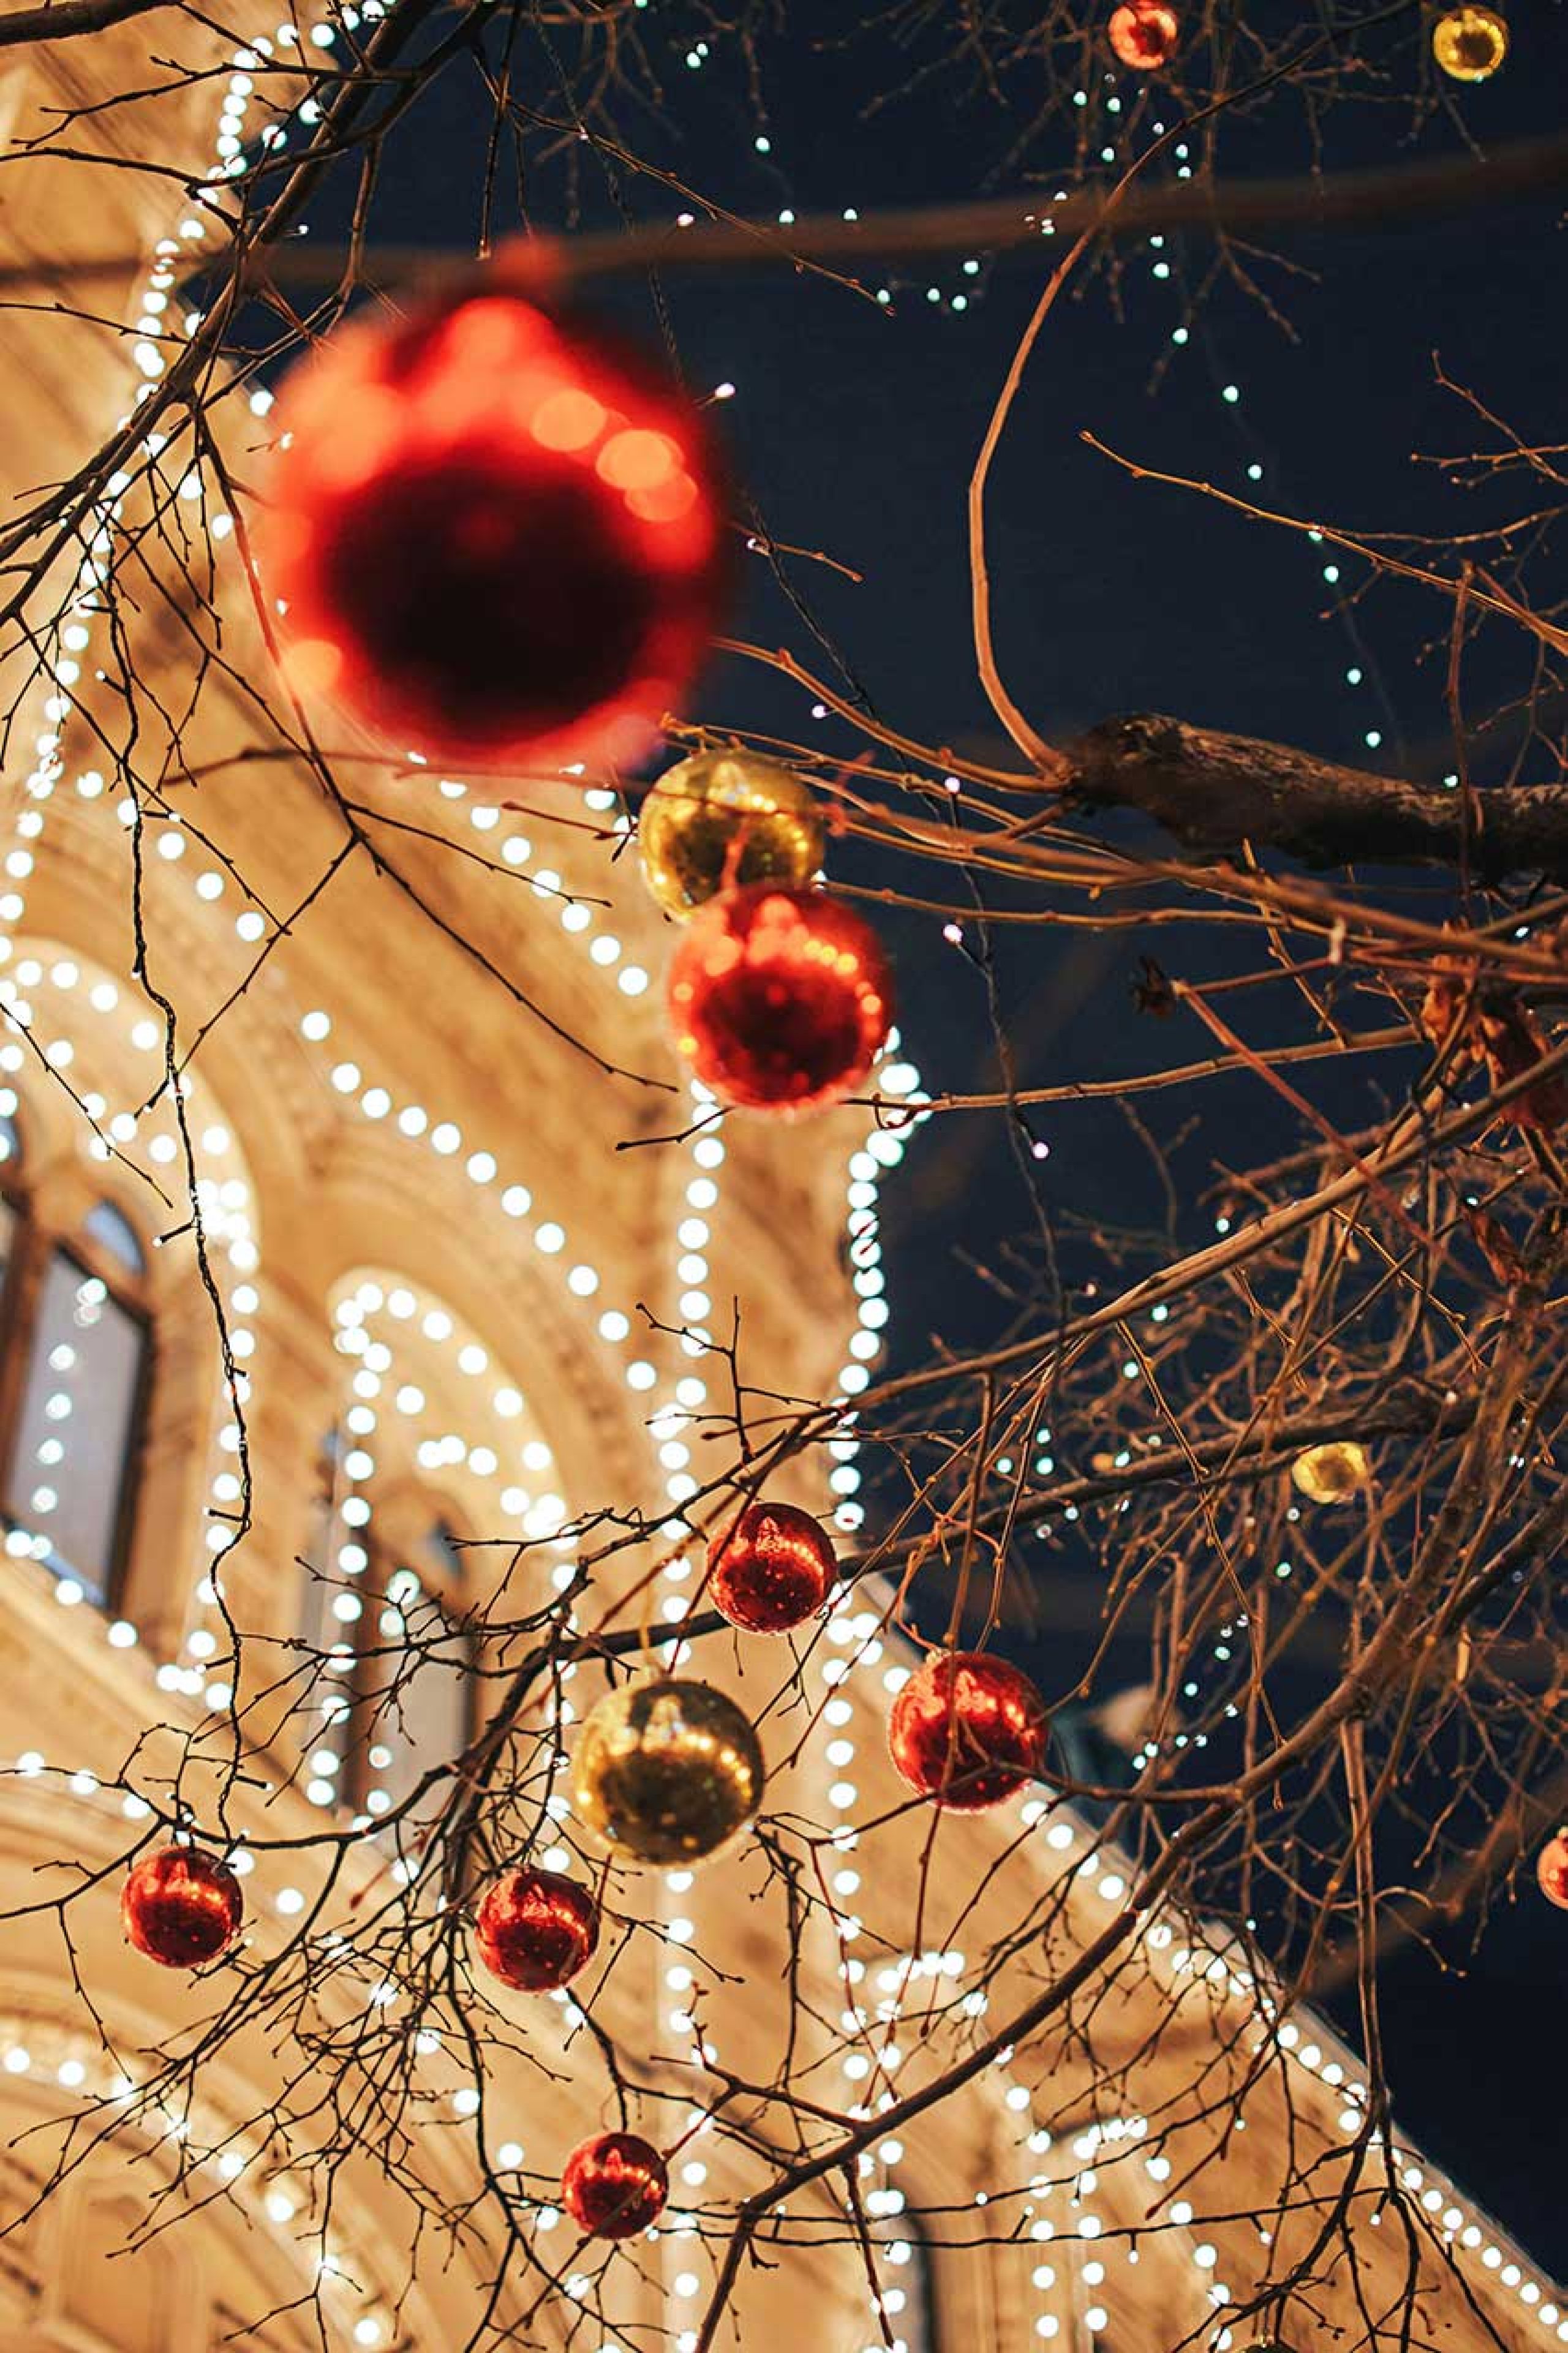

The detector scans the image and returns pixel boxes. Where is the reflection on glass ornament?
[121,1845,244,1968]
[666,884,894,1114]
[709,1499,837,1633]
[1431,4,1508,80]
[1291,1441,1370,1505]
[570,1677,764,1864]
[474,1864,600,1992]
[260,292,728,778]
[1108,1,1180,69]
[560,2130,668,2237]
[888,1650,1049,1812]
[1537,1830,1568,1911]
[639,749,824,920]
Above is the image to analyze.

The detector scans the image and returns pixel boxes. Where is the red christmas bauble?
[709,1500,837,1634]
[560,2131,668,2238]
[666,884,894,1114]
[1537,1831,1568,1911]
[121,1845,243,1968]
[1108,1,1180,69]
[888,1651,1049,1812]
[474,1865,600,1992]
[260,292,727,777]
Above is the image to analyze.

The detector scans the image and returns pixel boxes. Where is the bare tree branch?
[1066,712,1568,881]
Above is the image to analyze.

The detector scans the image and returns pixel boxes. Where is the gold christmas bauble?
[1431,4,1508,80]
[1291,1441,1370,1505]
[638,750,825,920]
[570,1677,765,1865]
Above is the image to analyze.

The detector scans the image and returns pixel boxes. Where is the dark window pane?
[5,1249,145,1602]
[0,1195,18,1292]
[299,1439,349,1654]
[423,1520,466,1582]
[83,1199,146,1278]
[361,1565,475,1834]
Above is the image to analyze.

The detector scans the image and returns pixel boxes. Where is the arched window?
[0,1120,151,1608]
[300,1440,480,1835]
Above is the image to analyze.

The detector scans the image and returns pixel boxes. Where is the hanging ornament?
[709,1500,837,1634]
[560,2131,668,2238]
[1107,1,1181,70]
[1291,1441,1370,1505]
[666,884,894,1114]
[473,1865,600,1992]
[1431,4,1508,80]
[1537,1831,1568,1911]
[639,750,825,920]
[570,1677,764,1865]
[121,1845,244,1968]
[888,1651,1049,1812]
[260,291,728,778]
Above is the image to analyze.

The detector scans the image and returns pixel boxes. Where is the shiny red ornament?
[121,1845,243,1968]
[1537,1831,1568,1911]
[888,1651,1049,1812]
[260,292,728,777]
[709,1501,837,1634]
[474,1865,600,1992]
[666,884,894,1114]
[560,2131,668,2239]
[1107,0,1180,69]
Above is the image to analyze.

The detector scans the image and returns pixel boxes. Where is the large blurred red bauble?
[666,885,894,1113]
[260,292,727,776]
[1538,1831,1568,1911]
[888,1652,1049,1811]
[474,1865,600,1992]
[121,1846,243,1968]
[709,1501,837,1634]
[1108,1,1180,68]
[560,2131,668,2238]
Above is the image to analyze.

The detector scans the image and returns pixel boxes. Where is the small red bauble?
[474,1865,600,1992]
[121,1845,243,1968]
[1537,1831,1568,1911]
[560,2131,668,2238]
[666,884,894,1114]
[1108,1,1180,69]
[709,1501,837,1634]
[260,292,727,777]
[888,1651,1049,1812]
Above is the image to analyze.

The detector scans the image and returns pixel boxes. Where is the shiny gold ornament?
[1431,4,1508,80]
[638,750,825,920]
[1291,1441,1370,1505]
[570,1677,765,1865]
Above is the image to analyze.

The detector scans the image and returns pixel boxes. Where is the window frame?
[0,1142,155,1610]
[339,1527,482,1819]
[301,1444,481,1822]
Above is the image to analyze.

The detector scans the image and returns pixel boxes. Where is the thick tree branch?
[2,129,1567,288]
[0,0,178,44]
[1066,712,1568,882]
